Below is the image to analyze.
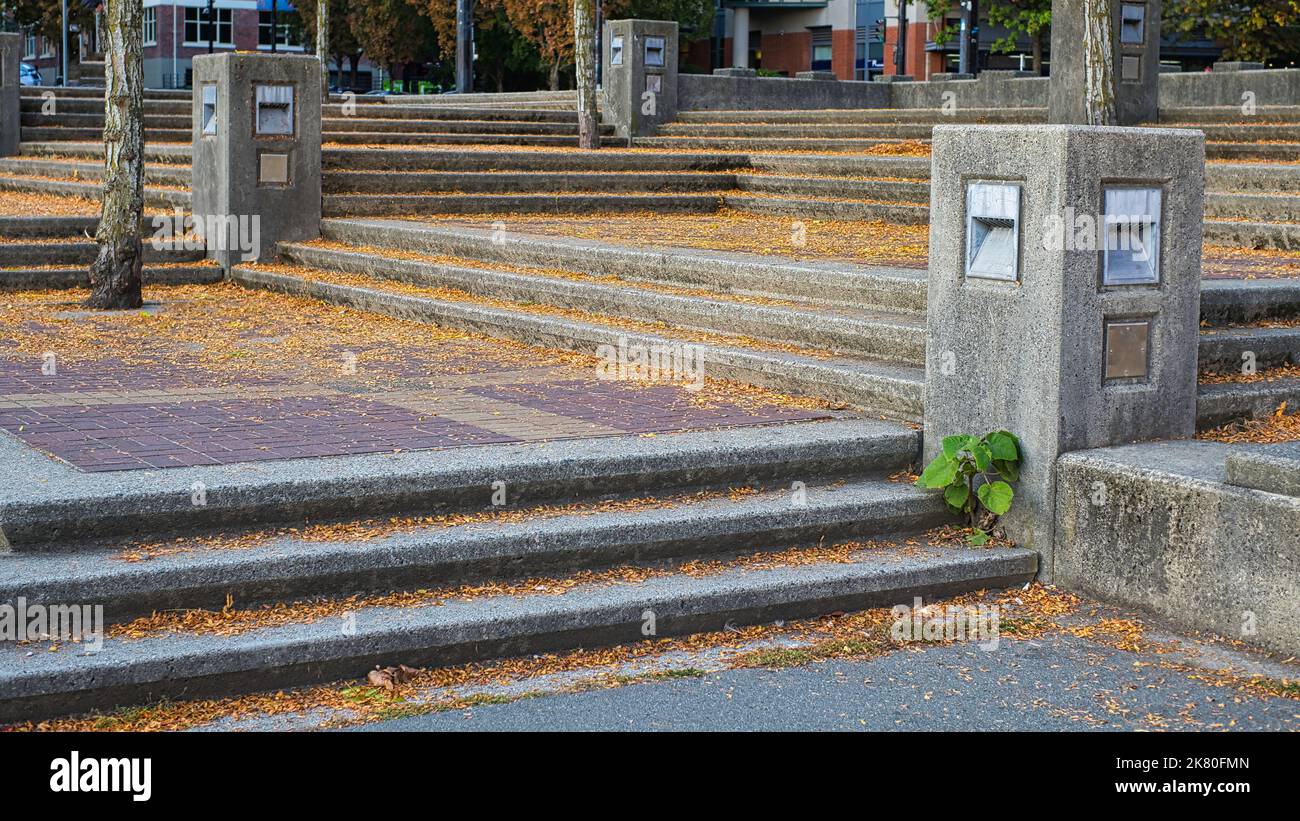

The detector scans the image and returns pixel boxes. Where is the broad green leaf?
[967,528,990,546]
[944,483,970,510]
[942,435,973,459]
[993,459,1020,482]
[986,431,1019,461]
[977,481,1015,515]
[971,442,992,472]
[916,454,958,488]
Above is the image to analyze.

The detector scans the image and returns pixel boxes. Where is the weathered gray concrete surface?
[678,73,890,111]
[1056,441,1300,656]
[1225,442,1300,497]
[602,20,678,138]
[350,630,1298,732]
[925,125,1204,575]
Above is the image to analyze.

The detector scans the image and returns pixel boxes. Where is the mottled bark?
[87,0,144,310]
[318,0,331,98]
[573,0,598,149]
[1083,0,1117,126]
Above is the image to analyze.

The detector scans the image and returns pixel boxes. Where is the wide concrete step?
[635,135,924,152]
[20,97,192,116]
[0,175,189,209]
[321,117,606,136]
[0,240,204,267]
[3,477,945,622]
[322,132,625,147]
[1203,219,1300,251]
[659,122,937,139]
[1206,163,1300,194]
[0,157,190,187]
[20,126,192,143]
[748,153,930,179]
[322,192,720,216]
[322,148,747,173]
[0,262,221,291]
[1159,105,1300,124]
[232,263,927,417]
[673,107,1046,124]
[321,104,579,123]
[735,174,930,203]
[0,534,1037,722]
[725,193,930,223]
[1205,191,1300,223]
[1189,123,1300,142]
[21,112,192,130]
[21,85,191,101]
[1197,377,1300,429]
[1198,324,1300,372]
[1206,142,1300,161]
[318,218,930,313]
[20,141,192,163]
[278,241,927,365]
[1200,277,1300,324]
[395,90,576,106]
[0,417,911,548]
[323,170,735,195]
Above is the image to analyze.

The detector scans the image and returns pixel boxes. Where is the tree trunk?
[573,0,598,149]
[548,60,560,92]
[1082,0,1117,126]
[318,0,331,98]
[87,0,144,310]
[1033,30,1044,74]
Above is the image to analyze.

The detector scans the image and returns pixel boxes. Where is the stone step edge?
[0,545,1037,723]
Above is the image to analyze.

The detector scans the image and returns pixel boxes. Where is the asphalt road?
[349,630,1299,732]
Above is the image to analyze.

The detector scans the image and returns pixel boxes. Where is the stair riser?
[0,265,221,291]
[322,132,624,147]
[1200,281,1300,324]
[280,244,927,364]
[233,267,926,417]
[726,195,931,224]
[736,175,930,203]
[0,552,1036,723]
[1203,220,1300,251]
[1198,330,1300,373]
[320,105,579,123]
[322,150,746,173]
[1159,106,1300,124]
[661,124,936,139]
[0,159,190,187]
[675,108,1045,125]
[636,137,918,151]
[1205,192,1300,222]
[0,243,204,266]
[321,118,606,136]
[11,494,948,624]
[0,177,188,209]
[21,113,193,129]
[322,172,735,195]
[1206,166,1300,194]
[1207,143,1300,161]
[1197,381,1300,429]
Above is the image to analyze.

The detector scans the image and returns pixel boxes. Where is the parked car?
[19,63,42,86]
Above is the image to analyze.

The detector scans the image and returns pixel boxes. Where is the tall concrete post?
[731,7,749,69]
[456,0,474,94]
[1049,0,1161,125]
[0,33,21,157]
[191,53,322,269]
[924,124,1204,578]
[601,20,677,140]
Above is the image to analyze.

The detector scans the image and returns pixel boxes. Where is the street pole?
[206,0,215,54]
[271,0,278,54]
[894,0,907,77]
[968,0,980,77]
[60,0,67,86]
[958,4,969,74]
[455,0,473,93]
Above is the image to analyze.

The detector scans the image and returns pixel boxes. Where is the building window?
[184,7,233,46]
[24,35,36,60]
[258,12,302,49]
[39,37,55,58]
[143,8,157,46]
[810,27,833,72]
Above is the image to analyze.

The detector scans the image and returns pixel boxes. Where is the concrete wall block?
[924,124,1204,575]
[1049,0,1161,125]
[601,19,678,139]
[191,53,322,268]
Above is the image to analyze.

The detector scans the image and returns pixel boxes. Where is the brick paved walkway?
[0,285,830,472]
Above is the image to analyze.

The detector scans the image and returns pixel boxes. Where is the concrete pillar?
[731,8,750,69]
[1049,0,1161,125]
[0,33,21,157]
[923,124,1204,577]
[601,20,678,140]
[191,53,321,269]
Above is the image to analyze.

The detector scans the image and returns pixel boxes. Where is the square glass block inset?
[965,182,1020,282]
[645,74,662,94]
[610,36,624,66]
[1105,319,1151,381]
[1120,3,1147,45]
[644,37,666,67]
[259,152,290,185]
[1121,54,1142,82]
[1103,186,1161,286]
[201,85,218,135]
[255,85,294,136]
